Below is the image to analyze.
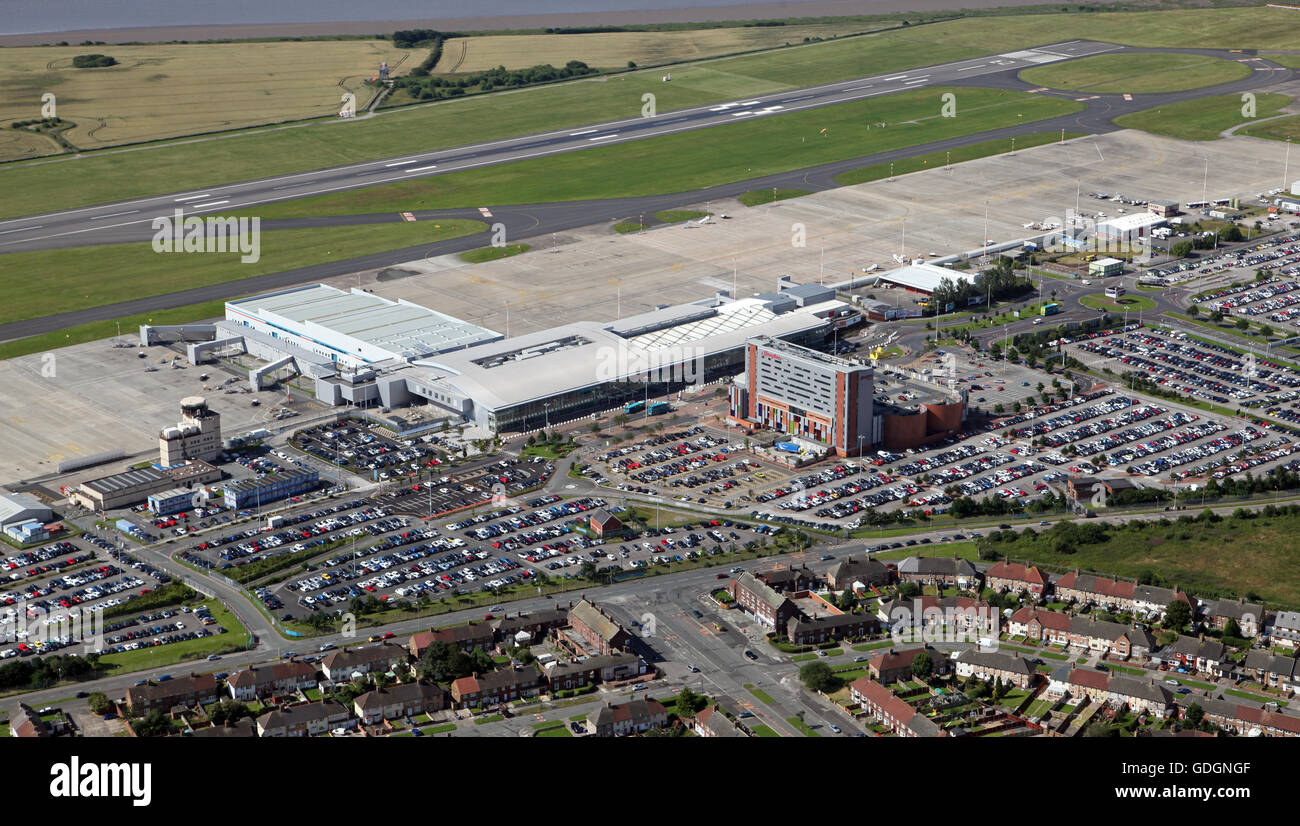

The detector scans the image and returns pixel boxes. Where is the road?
[0,42,1291,344]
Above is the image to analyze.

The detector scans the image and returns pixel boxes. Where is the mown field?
[1018,53,1252,95]
[1114,93,1291,141]
[1240,113,1300,143]
[0,219,484,327]
[236,87,1083,219]
[434,22,880,72]
[833,130,1083,186]
[0,41,410,160]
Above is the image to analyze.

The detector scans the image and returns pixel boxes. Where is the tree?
[1163,599,1192,631]
[675,686,708,718]
[1208,310,1225,324]
[579,560,598,580]
[208,700,252,725]
[1170,240,1193,259]
[837,589,857,611]
[1235,317,1250,331]
[1224,618,1242,639]
[1187,305,1199,318]
[799,661,841,693]
[896,581,921,600]
[911,652,934,680]
[1183,702,1204,728]
[132,709,172,737]
[87,692,112,715]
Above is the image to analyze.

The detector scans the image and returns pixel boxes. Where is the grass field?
[786,716,821,737]
[738,188,810,207]
[749,687,776,704]
[0,220,484,329]
[1115,93,1292,141]
[0,41,409,161]
[874,541,977,561]
[751,724,780,737]
[901,7,1300,52]
[652,209,709,224]
[434,23,881,73]
[98,599,249,673]
[458,243,530,263]
[0,34,989,220]
[1018,53,1252,95]
[1266,54,1300,70]
[1240,114,1300,143]
[834,131,1082,186]
[233,88,1082,220]
[993,512,1300,607]
[1079,293,1157,313]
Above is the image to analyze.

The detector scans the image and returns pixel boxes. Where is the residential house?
[427,620,495,652]
[491,609,569,647]
[565,599,634,655]
[825,555,894,591]
[320,643,408,682]
[787,612,879,645]
[869,645,950,685]
[190,718,257,738]
[755,563,818,594]
[124,673,220,714]
[585,698,668,737]
[1055,571,1189,617]
[728,571,799,630]
[1154,635,1228,677]
[896,556,981,590]
[1242,650,1297,691]
[849,678,946,738]
[255,700,353,737]
[879,595,998,641]
[352,681,448,725]
[1206,598,1264,638]
[10,703,59,737]
[543,652,645,693]
[1195,695,1300,737]
[1068,616,1157,660]
[952,649,1038,689]
[1047,667,1173,716]
[226,661,319,701]
[1008,607,1071,646]
[693,704,745,737]
[450,665,545,708]
[1270,611,1300,646]
[985,561,1050,597]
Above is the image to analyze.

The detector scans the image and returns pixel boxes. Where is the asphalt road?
[0,42,1291,345]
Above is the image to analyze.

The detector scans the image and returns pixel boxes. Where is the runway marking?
[739,100,761,106]
[404,164,439,172]
[883,75,909,80]
[903,78,929,85]
[90,210,139,220]
[400,212,416,222]
[187,200,229,209]
[478,207,494,218]
[1075,95,1100,101]
[1122,93,1133,101]
[173,193,212,202]
[569,129,599,135]
[0,225,41,235]
[956,64,987,72]
[587,134,618,141]
[1026,87,1049,93]
[384,160,417,167]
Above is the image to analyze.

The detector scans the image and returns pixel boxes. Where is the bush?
[72,54,117,68]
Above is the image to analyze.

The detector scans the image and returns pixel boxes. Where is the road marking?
[0,225,40,235]
[173,193,212,202]
[187,200,229,209]
[1026,87,1049,93]
[568,129,599,136]
[904,78,928,85]
[400,212,416,222]
[384,160,417,167]
[478,207,493,217]
[739,100,760,106]
[956,63,987,72]
[587,134,618,141]
[731,111,754,117]
[883,75,909,80]
[404,164,439,172]
[1075,95,1099,101]
[1122,93,1133,101]
[90,210,139,220]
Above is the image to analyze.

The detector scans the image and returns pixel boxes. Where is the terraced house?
[693,704,745,737]
[896,556,981,590]
[1054,571,1190,618]
[1153,635,1228,677]
[1007,608,1156,659]
[1196,695,1300,737]
[125,673,219,714]
[825,555,894,591]
[542,651,646,692]
[952,649,1039,690]
[849,678,945,738]
[728,571,798,630]
[586,698,668,737]
[352,681,448,725]
[1205,597,1264,638]
[1046,667,1174,716]
[450,665,544,708]
[869,645,951,684]
[563,599,634,655]
[1242,650,1298,691]
[984,561,1050,597]
[255,699,353,737]
[879,595,998,638]
[787,612,880,645]
[226,661,319,701]
[320,642,408,682]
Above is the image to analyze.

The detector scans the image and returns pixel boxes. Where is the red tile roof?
[987,562,1048,585]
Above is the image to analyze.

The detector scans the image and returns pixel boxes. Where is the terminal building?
[159,397,223,467]
[165,279,860,434]
[872,262,978,299]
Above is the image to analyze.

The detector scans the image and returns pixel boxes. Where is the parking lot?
[291,417,447,480]
[0,536,210,660]
[372,456,554,517]
[1142,231,1300,288]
